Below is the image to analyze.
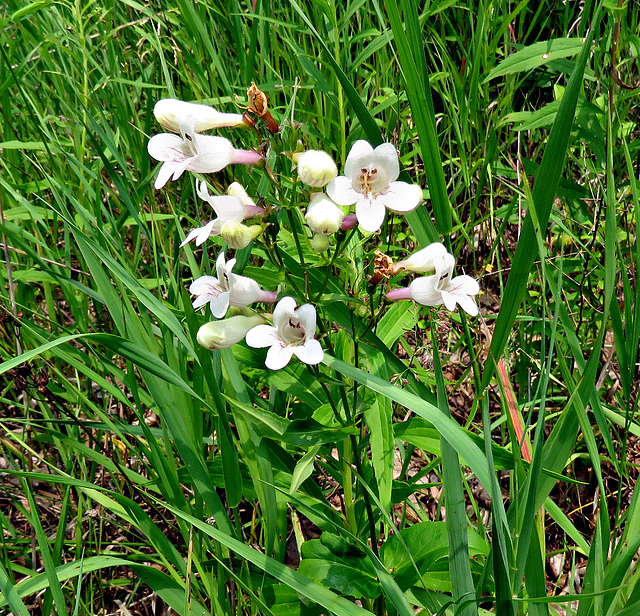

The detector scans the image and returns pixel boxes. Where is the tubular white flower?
[305,193,344,235]
[245,296,324,370]
[227,182,266,219]
[180,182,247,247]
[190,253,276,318]
[147,116,261,189]
[394,242,449,274]
[295,150,338,188]
[154,99,246,133]
[386,253,480,316]
[326,140,422,233]
[197,315,266,350]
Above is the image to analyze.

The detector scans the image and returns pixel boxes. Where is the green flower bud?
[220,220,263,249]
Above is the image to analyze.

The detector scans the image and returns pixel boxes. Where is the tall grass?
[1,1,639,614]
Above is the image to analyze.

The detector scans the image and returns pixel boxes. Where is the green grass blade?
[384,0,452,235]
[481,6,603,390]
[431,324,477,616]
[323,355,492,489]
[0,561,31,616]
[157,501,374,616]
[485,38,588,81]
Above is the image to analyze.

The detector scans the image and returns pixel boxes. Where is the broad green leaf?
[485,38,588,81]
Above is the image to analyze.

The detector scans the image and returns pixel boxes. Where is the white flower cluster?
[147,95,480,370]
[148,97,324,370]
[295,140,423,243]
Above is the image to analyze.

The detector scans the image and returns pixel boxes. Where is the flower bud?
[197,315,265,350]
[154,99,246,133]
[294,150,338,188]
[310,232,331,252]
[393,242,449,274]
[341,214,358,230]
[305,193,344,235]
[220,220,263,249]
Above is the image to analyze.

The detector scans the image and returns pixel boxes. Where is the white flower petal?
[215,253,228,280]
[379,181,423,213]
[245,324,281,349]
[228,274,261,306]
[192,295,211,309]
[401,243,448,273]
[355,197,386,233]
[440,289,458,312]
[371,143,400,183]
[180,227,201,248]
[449,274,480,297]
[154,162,176,190]
[293,339,324,365]
[408,275,442,306]
[189,275,219,295]
[181,220,216,247]
[344,140,375,179]
[194,220,216,246]
[265,344,295,370]
[147,133,186,162]
[209,292,231,318]
[293,303,317,337]
[326,175,359,206]
[209,195,246,221]
[187,134,234,173]
[272,296,297,330]
[455,293,479,316]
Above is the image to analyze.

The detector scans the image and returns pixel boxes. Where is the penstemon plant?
[3,2,636,615]
[147,88,482,613]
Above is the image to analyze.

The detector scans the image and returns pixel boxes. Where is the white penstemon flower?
[190,252,276,319]
[147,116,261,189]
[181,182,265,248]
[392,242,449,274]
[153,98,246,133]
[326,140,422,233]
[386,251,480,316]
[245,297,324,370]
[181,181,247,247]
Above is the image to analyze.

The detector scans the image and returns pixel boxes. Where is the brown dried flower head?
[246,82,279,133]
[247,82,269,116]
